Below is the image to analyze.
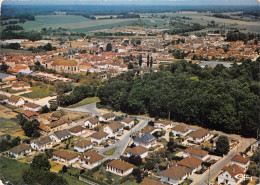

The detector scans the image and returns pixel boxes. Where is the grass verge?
[68,97,100,108]
[103,147,117,156]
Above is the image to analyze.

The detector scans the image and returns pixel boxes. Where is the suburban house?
[79,150,104,169]
[9,144,31,158]
[50,129,71,143]
[47,119,69,132]
[177,155,203,174]
[217,164,245,185]
[212,135,236,148]
[68,126,86,136]
[49,111,63,122]
[30,136,52,151]
[8,95,25,107]
[52,149,78,165]
[24,102,41,112]
[121,118,134,128]
[171,124,189,137]
[12,81,30,90]
[74,140,92,153]
[99,113,115,122]
[85,117,100,128]
[183,146,209,161]
[90,131,109,145]
[160,166,191,185]
[140,125,160,135]
[140,177,167,185]
[231,155,250,170]
[0,72,16,84]
[0,94,8,103]
[106,160,134,176]
[103,121,124,137]
[133,132,157,148]
[23,110,39,120]
[154,120,172,130]
[126,145,148,158]
[187,128,210,144]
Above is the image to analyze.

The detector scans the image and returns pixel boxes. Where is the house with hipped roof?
[9,144,31,158]
[52,149,78,165]
[126,145,148,158]
[133,132,157,148]
[103,121,124,137]
[231,155,250,170]
[187,128,210,144]
[79,150,104,169]
[90,131,108,145]
[50,129,71,143]
[106,160,134,176]
[160,165,191,185]
[84,117,100,128]
[183,146,209,161]
[171,124,190,137]
[30,136,52,151]
[74,140,92,153]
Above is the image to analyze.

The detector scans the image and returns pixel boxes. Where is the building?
[177,155,203,174]
[8,95,25,107]
[171,124,189,137]
[140,125,160,135]
[52,150,78,165]
[23,110,39,120]
[68,126,86,136]
[140,177,167,185]
[133,132,157,148]
[183,146,209,161]
[231,155,250,170]
[50,59,79,73]
[121,118,134,128]
[250,140,260,151]
[154,120,172,130]
[126,145,148,158]
[212,135,236,148]
[50,129,71,142]
[103,121,124,137]
[85,117,100,128]
[217,164,245,185]
[106,160,134,176]
[24,102,41,112]
[30,136,52,151]
[160,166,191,185]
[0,73,16,84]
[47,119,69,132]
[90,131,109,145]
[187,128,210,144]
[79,150,104,169]
[9,144,31,158]
[74,140,92,153]
[99,113,115,122]
[12,81,30,90]
[0,94,8,103]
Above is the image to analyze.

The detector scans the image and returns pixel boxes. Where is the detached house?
[133,132,157,148]
[52,150,78,165]
[140,125,160,135]
[24,102,41,112]
[154,120,172,130]
[217,164,245,185]
[0,94,8,103]
[85,117,100,128]
[126,145,148,158]
[48,119,69,132]
[99,113,115,122]
[141,178,167,185]
[79,150,104,169]
[50,129,71,142]
[12,81,30,90]
[121,118,134,128]
[8,95,25,107]
[231,155,250,170]
[183,146,209,161]
[68,126,86,136]
[23,110,39,120]
[160,166,191,185]
[9,144,31,158]
[177,155,203,174]
[187,128,210,144]
[30,136,52,151]
[74,140,92,153]
[103,121,124,137]
[171,124,189,137]
[90,131,109,145]
[106,160,134,176]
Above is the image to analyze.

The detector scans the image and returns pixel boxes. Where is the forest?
[97,59,260,138]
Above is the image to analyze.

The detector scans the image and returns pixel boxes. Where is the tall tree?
[139,55,142,67]
[150,56,153,68]
[106,43,112,51]
[30,153,51,171]
[147,54,150,67]
[215,136,230,155]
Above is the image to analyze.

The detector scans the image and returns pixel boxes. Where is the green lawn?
[22,85,53,99]
[103,147,117,156]
[68,97,100,108]
[0,87,27,94]
[0,157,86,185]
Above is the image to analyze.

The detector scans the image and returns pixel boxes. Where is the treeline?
[1,13,35,21]
[167,23,204,35]
[4,25,24,31]
[226,30,260,42]
[28,43,57,53]
[212,13,232,19]
[0,135,21,152]
[94,32,135,37]
[97,59,260,138]
[1,31,42,41]
[117,13,140,19]
[17,114,41,138]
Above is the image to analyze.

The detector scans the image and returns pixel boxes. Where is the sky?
[1,0,260,5]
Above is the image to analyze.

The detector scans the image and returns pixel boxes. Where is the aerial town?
[0,2,260,185]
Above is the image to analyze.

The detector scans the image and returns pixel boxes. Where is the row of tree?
[97,59,260,138]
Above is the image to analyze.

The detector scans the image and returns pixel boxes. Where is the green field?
[22,85,53,99]
[68,97,100,108]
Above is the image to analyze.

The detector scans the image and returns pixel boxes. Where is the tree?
[167,138,175,152]
[147,54,150,67]
[144,160,155,171]
[150,56,153,68]
[40,105,50,114]
[30,153,51,171]
[215,136,230,155]
[132,168,142,183]
[139,55,142,67]
[106,171,113,184]
[128,62,133,69]
[61,165,67,173]
[0,62,9,72]
[106,43,112,51]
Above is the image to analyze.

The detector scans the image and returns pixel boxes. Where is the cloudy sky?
[2,0,260,5]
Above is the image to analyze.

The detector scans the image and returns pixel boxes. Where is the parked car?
[104,144,109,148]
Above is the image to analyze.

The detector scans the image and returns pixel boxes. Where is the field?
[22,85,53,99]
[68,97,100,108]
[1,87,27,94]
